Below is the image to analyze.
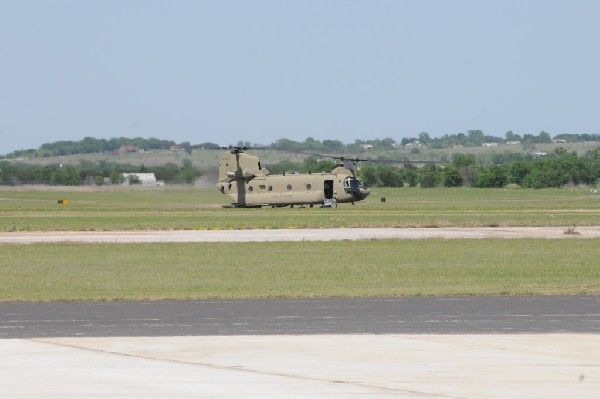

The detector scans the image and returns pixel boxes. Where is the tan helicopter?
[216,146,370,208]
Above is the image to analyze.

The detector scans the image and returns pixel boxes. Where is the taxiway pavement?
[1,296,599,338]
[1,296,599,398]
[2,226,600,243]
[1,334,599,398]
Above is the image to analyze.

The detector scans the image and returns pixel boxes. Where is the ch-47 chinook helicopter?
[216,146,370,208]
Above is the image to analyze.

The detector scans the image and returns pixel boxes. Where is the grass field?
[2,186,599,301]
[1,186,600,231]
[1,239,599,302]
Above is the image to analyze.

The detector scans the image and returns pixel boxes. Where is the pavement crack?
[31,338,456,398]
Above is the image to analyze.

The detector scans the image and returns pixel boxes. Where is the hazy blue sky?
[1,0,599,154]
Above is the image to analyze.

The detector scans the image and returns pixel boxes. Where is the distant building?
[482,142,498,147]
[404,140,422,148]
[506,141,521,146]
[360,144,374,150]
[122,173,157,185]
[120,145,138,153]
[170,145,181,152]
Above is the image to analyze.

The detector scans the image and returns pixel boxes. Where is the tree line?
[0,146,600,189]
[6,137,221,158]
[6,130,600,159]
[260,146,599,189]
[2,146,599,188]
[3,132,600,189]
[356,147,600,189]
[0,159,201,186]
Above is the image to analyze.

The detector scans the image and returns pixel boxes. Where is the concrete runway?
[2,334,599,398]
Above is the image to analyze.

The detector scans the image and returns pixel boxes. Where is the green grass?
[1,239,599,301]
[1,186,600,231]
[2,186,599,302]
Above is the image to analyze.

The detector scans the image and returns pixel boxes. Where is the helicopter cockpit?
[342,176,370,200]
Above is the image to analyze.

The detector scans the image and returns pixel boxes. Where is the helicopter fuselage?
[216,150,370,208]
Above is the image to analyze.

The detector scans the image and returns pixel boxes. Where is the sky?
[1,0,600,154]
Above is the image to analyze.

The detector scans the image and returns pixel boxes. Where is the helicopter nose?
[353,188,370,201]
[360,188,371,199]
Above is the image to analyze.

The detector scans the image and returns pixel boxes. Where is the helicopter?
[216,146,371,208]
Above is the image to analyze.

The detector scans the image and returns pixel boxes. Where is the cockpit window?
[346,178,362,187]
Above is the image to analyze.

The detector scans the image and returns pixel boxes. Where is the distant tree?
[356,164,408,187]
[358,164,382,187]
[303,137,324,151]
[442,165,462,187]
[110,171,124,184]
[400,165,418,187]
[151,163,180,182]
[586,146,600,161]
[303,156,334,173]
[505,130,522,142]
[452,153,477,186]
[508,161,530,185]
[379,137,397,150]
[467,130,485,146]
[49,165,80,185]
[322,139,344,152]
[538,131,552,143]
[180,141,193,154]
[128,174,141,185]
[377,166,404,187]
[171,159,201,184]
[475,165,508,188]
[418,132,431,144]
[273,138,303,152]
[263,160,302,175]
[419,164,442,188]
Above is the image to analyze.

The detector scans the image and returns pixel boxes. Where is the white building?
[122,173,157,185]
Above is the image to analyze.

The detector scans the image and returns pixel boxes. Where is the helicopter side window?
[306,183,312,190]
[268,185,273,192]
[248,186,254,192]
[287,184,293,191]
